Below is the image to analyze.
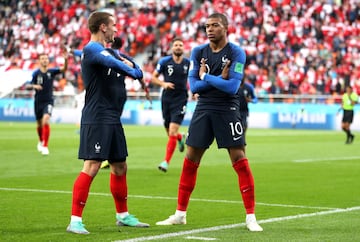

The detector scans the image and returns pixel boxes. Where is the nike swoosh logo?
[242,188,250,193]
[233,136,242,141]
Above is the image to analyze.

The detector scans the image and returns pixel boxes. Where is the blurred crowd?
[1,0,360,97]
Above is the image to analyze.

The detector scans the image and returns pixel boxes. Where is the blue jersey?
[80,41,143,124]
[155,55,190,101]
[31,68,61,103]
[238,82,257,114]
[188,42,246,111]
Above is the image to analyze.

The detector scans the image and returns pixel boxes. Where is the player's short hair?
[172,37,183,45]
[37,53,47,58]
[208,12,228,29]
[88,11,113,34]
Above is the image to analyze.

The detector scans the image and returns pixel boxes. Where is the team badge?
[234,62,244,73]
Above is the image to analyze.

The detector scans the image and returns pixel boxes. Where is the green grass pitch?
[0,122,359,241]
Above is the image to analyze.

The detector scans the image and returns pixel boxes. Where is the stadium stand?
[154,0,360,99]
[0,0,359,102]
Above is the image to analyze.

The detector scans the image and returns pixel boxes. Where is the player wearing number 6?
[156,13,263,232]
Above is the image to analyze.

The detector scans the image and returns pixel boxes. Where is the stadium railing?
[7,90,342,107]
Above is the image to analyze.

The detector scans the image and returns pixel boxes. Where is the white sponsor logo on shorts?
[233,136,242,141]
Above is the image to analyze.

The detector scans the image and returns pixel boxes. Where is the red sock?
[42,124,50,147]
[177,157,199,211]
[72,172,93,217]
[177,133,182,141]
[110,173,128,213]
[164,135,177,163]
[232,158,255,214]
[37,126,42,143]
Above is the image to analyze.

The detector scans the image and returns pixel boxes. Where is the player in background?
[238,76,258,142]
[26,51,68,155]
[100,36,134,169]
[66,11,149,235]
[156,13,263,232]
[151,37,190,172]
[340,85,358,144]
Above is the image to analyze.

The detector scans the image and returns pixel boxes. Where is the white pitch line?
[255,202,337,210]
[185,236,218,240]
[115,206,360,242]
[0,187,338,210]
[249,132,338,137]
[130,195,338,210]
[293,156,360,162]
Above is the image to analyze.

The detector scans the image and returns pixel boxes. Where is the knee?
[231,149,246,163]
[111,161,127,176]
[82,160,101,177]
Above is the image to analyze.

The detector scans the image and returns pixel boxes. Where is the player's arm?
[95,49,143,80]
[103,48,148,99]
[72,49,83,57]
[25,81,41,90]
[116,52,150,100]
[25,72,42,91]
[118,54,148,96]
[188,47,212,93]
[118,53,144,73]
[118,53,137,68]
[247,82,258,103]
[107,49,149,100]
[151,60,174,90]
[105,48,149,99]
[201,47,245,95]
[350,93,359,105]
[106,48,136,69]
[60,46,69,73]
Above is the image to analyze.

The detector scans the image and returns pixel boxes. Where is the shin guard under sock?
[110,173,128,213]
[164,135,177,163]
[177,157,199,211]
[42,124,50,147]
[72,172,93,217]
[232,158,255,214]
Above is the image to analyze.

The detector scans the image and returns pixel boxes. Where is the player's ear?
[100,23,107,33]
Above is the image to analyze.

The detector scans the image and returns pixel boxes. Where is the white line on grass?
[115,206,360,242]
[0,187,339,210]
[249,131,339,137]
[293,156,360,162]
[185,236,218,240]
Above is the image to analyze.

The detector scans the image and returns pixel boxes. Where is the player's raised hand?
[60,44,69,59]
[199,58,207,79]
[221,60,231,80]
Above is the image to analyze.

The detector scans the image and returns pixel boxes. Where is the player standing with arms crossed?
[152,37,190,172]
[27,51,68,155]
[66,11,149,234]
[156,13,263,232]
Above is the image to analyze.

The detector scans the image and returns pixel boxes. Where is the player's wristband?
[200,72,206,80]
